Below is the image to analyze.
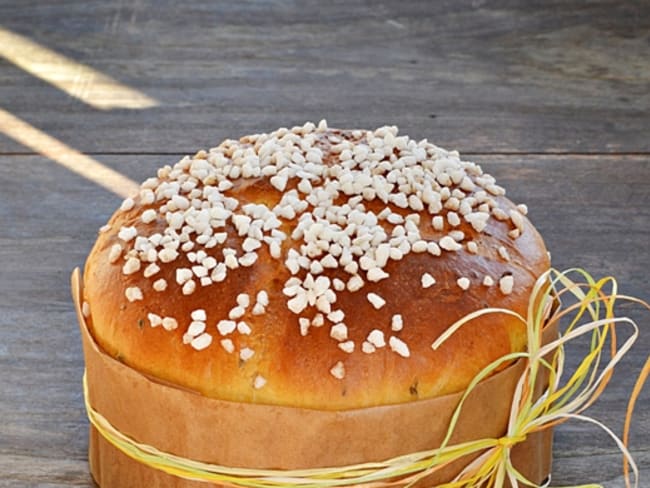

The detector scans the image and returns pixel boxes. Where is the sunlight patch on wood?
[0,27,158,110]
[0,107,139,198]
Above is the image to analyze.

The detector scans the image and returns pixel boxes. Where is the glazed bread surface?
[83,122,550,410]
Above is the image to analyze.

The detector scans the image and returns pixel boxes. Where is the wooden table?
[0,2,648,487]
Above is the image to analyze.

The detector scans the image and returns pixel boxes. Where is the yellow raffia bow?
[82,268,649,488]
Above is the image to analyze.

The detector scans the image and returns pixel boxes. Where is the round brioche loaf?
[83,122,550,410]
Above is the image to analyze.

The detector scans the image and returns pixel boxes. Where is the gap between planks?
[1,152,650,157]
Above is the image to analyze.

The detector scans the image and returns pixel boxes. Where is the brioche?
[83,122,549,410]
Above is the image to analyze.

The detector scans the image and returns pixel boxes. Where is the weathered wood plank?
[0,1,648,154]
[0,153,647,486]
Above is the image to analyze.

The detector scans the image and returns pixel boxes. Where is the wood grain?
[0,1,649,154]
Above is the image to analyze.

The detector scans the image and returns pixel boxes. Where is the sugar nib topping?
[110,121,529,387]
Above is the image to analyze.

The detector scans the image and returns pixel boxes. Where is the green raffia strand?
[83,268,646,488]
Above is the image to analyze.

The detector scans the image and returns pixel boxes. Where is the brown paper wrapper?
[72,269,554,487]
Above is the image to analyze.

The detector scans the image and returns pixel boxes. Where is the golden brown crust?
[83,123,549,410]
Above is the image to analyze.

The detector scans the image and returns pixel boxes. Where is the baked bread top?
[83,122,549,410]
